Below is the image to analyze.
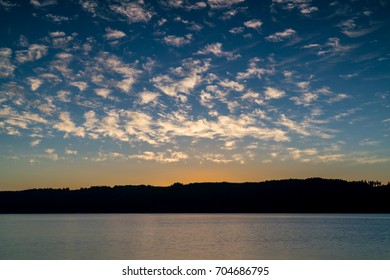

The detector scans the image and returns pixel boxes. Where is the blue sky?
[0,0,389,189]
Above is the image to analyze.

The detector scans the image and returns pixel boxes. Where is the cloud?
[272,0,318,15]
[340,73,359,79]
[208,0,245,9]
[95,52,142,93]
[30,0,57,8]
[241,91,264,105]
[3,126,21,136]
[50,31,66,37]
[286,147,318,162]
[28,78,43,91]
[65,148,78,155]
[290,92,318,106]
[199,90,214,109]
[277,113,334,140]
[219,79,245,92]
[229,27,244,34]
[316,37,356,56]
[49,32,75,49]
[172,17,203,32]
[338,19,382,38]
[277,114,310,136]
[288,81,320,106]
[198,153,232,163]
[272,147,349,163]
[24,112,49,124]
[142,58,156,72]
[0,48,15,77]
[152,74,201,101]
[186,2,207,10]
[224,140,236,150]
[264,87,285,99]
[34,96,57,115]
[117,78,136,93]
[151,75,177,97]
[237,57,273,80]
[359,139,380,147]
[266,28,296,42]
[84,110,129,142]
[30,139,41,147]
[80,104,291,146]
[196,42,240,60]
[0,0,18,11]
[45,148,58,161]
[94,88,111,98]
[244,19,263,29]
[152,58,210,99]
[129,150,188,163]
[70,81,88,91]
[327,93,349,103]
[0,106,48,135]
[163,34,193,47]
[139,91,159,105]
[90,151,129,162]
[302,43,320,49]
[79,0,98,16]
[354,156,388,165]
[110,1,153,23]
[54,112,85,138]
[161,0,183,8]
[15,44,48,63]
[104,27,126,40]
[57,90,71,102]
[45,14,72,23]
[157,113,290,142]
[327,38,352,52]
[300,6,318,14]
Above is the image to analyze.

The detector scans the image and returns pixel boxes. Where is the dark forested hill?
[1,178,390,213]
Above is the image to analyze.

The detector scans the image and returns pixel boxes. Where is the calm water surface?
[1,214,390,259]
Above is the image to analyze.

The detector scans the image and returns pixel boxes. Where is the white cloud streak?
[163,34,193,47]
[244,19,263,29]
[109,2,153,23]
[196,42,240,60]
[266,28,296,42]
[129,150,188,163]
[264,87,285,99]
[104,27,126,40]
[208,0,245,9]
[54,112,85,138]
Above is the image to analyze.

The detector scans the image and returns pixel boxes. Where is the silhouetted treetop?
[0,178,389,213]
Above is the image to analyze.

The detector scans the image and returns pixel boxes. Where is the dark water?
[1,214,390,259]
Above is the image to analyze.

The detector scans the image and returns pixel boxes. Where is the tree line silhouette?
[1,178,390,213]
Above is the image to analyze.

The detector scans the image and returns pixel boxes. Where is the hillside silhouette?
[1,178,390,213]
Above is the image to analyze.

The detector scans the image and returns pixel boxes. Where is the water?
[0,214,390,259]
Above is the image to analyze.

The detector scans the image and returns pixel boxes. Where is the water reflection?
[0,214,390,259]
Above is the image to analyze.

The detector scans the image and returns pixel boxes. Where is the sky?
[0,0,389,190]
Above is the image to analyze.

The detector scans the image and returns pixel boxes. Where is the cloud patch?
[15,44,48,63]
[264,87,285,99]
[109,1,153,23]
[266,28,296,42]
[196,42,240,60]
[244,19,263,29]
[208,0,245,9]
[54,112,85,138]
[0,48,15,77]
[163,34,193,47]
[104,27,126,40]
